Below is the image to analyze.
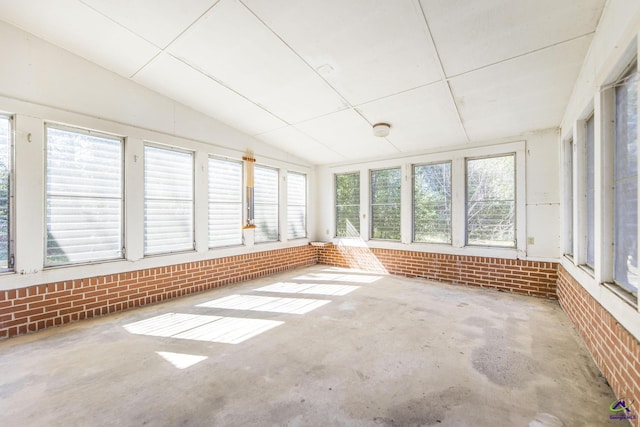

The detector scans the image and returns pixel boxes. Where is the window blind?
[209,157,243,247]
[254,165,278,243]
[287,172,306,239]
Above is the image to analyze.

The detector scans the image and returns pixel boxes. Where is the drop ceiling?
[0,0,605,164]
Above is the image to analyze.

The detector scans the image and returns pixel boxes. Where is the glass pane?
[467,155,515,246]
[566,139,574,255]
[614,66,638,295]
[208,158,242,247]
[144,145,193,254]
[287,173,306,239]
[371,168,401,240]
[254,165,278,243]
[46,126,122,265]
[0,118,9,269]
[414,162,451,244]
[585,115,595,267]
[335,172,360,237]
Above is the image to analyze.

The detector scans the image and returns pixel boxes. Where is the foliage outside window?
[144,145,194,255]
[413,162,451,244]
[46,125,123,265]
[208,157,243,247]
[613,63,638,296]
[335,172,360,237]
[254,165,279,243]
[466,155,515,247]
[370,168,401,240]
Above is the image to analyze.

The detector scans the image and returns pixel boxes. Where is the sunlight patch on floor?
[292,273,381,283]
[254,282,359,296]
[197,294,330,314]
[157,351,207,369]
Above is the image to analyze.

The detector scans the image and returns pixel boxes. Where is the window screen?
[287,172,306,239]
[144,145,193,255]
[0,117,11,270]
[254,165,279,243]
[370,168,401,241]
[585,115,595,268]
[208,157,242,247]
[566,139,574,256]
[466,154,515,247]
[613,64,638,295]
[413,162,451,244]
[335,172,360,237]
[46,125,123,265]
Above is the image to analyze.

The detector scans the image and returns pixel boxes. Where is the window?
[144,145,193,255]
[0,116,11,270]
[254,165,279,243]
[45,125,123,265]
[585,114,595,268]
[370,168,401,240]
[335,172,360,237]
[208,157,242,247]
[466,154,515,247]
[613,63,638,296]
[287,172,306,239]
[566,138,574,256]
[413,162,451,244]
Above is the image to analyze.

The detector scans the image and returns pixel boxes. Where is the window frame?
[44,123,125,267]
[0,114,14,272]
[253,164,280,244]
[208,155,244,249]
[369,167,402,241]
[564,137,575,258]
[143,142,195,256]
[412,161,452,245]
[334,171,361,238]
[287,171,307,240]
[583,112,596,271]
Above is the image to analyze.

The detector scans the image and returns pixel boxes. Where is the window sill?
[602,282,638,309]
[578,264,595,278]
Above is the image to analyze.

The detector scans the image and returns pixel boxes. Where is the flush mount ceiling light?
[372,123,391,138]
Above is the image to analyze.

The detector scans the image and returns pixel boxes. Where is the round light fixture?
[373,122,391,138]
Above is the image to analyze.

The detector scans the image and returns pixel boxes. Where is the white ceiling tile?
[256,126,345,165]
[357,82,467,152]
[134,53,286,136]
[422,0,605,76]
[243,0,443,106]
[295,109,399,160]
[167,0,346,124]
[450,36,593,142]
[0,0,159,77]
[80,0,216,48]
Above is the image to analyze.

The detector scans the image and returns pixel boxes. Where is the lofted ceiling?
[0,0,605,164]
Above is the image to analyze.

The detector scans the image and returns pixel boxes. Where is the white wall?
[0,20,312,291]
[559,0,640,341]
[313,128,561,261]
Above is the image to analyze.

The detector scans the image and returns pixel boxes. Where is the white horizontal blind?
[287,172,306,239]
[466,154,515,247]
[208,157,243,247]
[370,168,401,240]
[254,165,279,243]
[46,126,123,265]
[335,172,360,237]
[144,145,193,255]
[413,162,451,244]
[0,117,10,270]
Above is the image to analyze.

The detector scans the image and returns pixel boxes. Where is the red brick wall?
[557,265,640,427]
[0,245,317,339]
[317,244,558,298]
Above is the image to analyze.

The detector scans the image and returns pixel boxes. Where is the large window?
[144,145,193,255]
[413,162,451,244]
[370,168,401,240]
[46,125,123,265]
[466,154,515,247]
[0,116,11,270]
[335,172,360,237]
[566,138,574,257]
[254,165,279,243]
[613,63,638,296]
[287,172,306,239]
[585,114,595,268]
[208,157,242,247]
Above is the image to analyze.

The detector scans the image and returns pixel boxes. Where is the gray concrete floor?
[0,265,617,427]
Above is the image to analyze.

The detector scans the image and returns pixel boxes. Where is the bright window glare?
[197,295,330,314]
[255,282,359,296]
[124,313,283,344]
[293,273,381,283]
[157,351,207,369]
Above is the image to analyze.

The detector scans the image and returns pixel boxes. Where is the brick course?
[557,265,640,427]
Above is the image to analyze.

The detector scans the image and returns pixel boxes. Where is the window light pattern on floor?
[157,351,207,369]
[292,273,382,283]
[255,282,359,296]
[124,313,283,344]
[197,294,330,314]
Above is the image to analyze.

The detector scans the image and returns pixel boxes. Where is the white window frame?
[0,115,13,272]
[370,167,402,241]
[564,137,575,258]
[412,161,452,245]
[287,171,307,240]
[335,171,361,238]
[254,164,279,243]
[208,156,243,248]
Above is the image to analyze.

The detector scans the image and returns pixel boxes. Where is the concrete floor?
[0,265,617,427]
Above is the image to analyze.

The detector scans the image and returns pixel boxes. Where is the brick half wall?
[557,265,640,426]
[0,245,317,339]
[317,243,558,298]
